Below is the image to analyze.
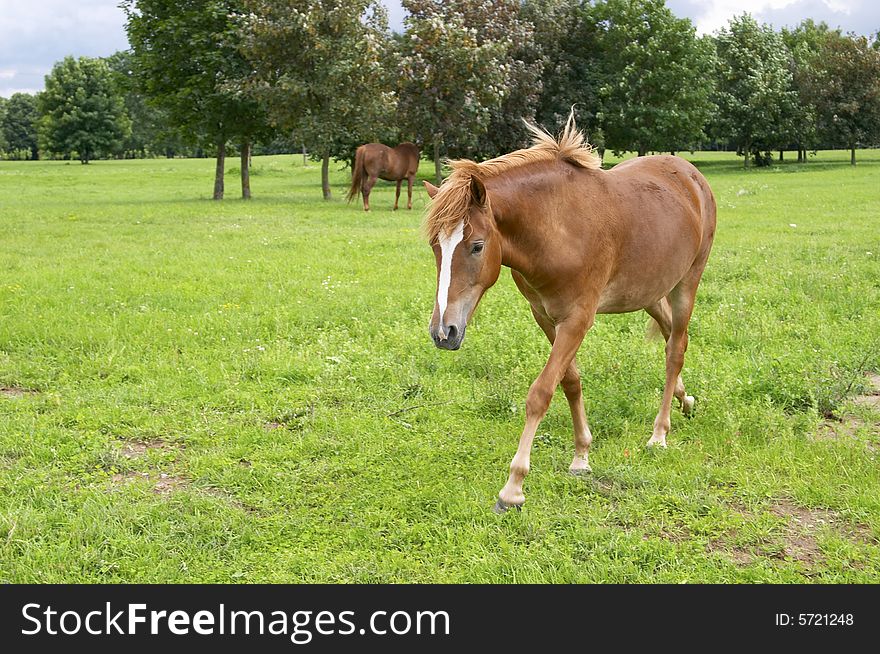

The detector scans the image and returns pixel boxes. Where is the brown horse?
[348,142,420,211]
[423,114,716,512]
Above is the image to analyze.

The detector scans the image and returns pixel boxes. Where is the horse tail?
[645,317,664,341]
[347,146,365,203]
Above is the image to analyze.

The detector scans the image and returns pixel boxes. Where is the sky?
[1,0,877,98]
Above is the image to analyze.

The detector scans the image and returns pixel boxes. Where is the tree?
[239,0,396,199]
[526,0,604,140]
[37,56,130,164]
[123,0,272,199]
[781,20,840,162]
[398,0,509,183]
[712,14,799,168]
[1,93,40,160]
[810,33,880,165]
[456,0,544,159]
[105,50,185,158]
[595,0,715,156]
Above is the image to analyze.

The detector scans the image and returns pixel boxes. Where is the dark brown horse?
[347,142,420,211]
[422,114,716,512]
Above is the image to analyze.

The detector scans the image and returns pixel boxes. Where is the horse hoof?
[569,465,592,477]
[493,498,523,514]
[682,395,696,417]
[646,437,667,449]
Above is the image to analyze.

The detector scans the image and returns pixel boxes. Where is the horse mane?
[423,111,601,243]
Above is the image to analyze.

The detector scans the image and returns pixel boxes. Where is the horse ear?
[470,176,487,207]
[423,180,439,199]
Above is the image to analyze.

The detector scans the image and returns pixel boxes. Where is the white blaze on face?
[437,222,464,335]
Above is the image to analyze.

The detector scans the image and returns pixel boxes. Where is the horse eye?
[471,242,484,255]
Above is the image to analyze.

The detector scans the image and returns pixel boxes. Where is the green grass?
[1,149,878,583]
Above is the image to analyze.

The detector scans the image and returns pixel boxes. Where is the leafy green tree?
[123,0,272,198]
[105,50,184,158]
[239,0,396,199]
[526,0,603,138]
[398,0,509,183]
[809,33,880,165]
[454,0,544,159]
[781,20,840,162]
[595,0,715,156]
[1,93,40,160]
[37,57,130,164]
[712,14,799,168]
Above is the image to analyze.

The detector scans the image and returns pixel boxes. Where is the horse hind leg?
[393,179,402,210]
[406,174,414,209]
[362,174,378,212]
[645,298,695,416]
[646,287,698,448]
[562,361,593,474]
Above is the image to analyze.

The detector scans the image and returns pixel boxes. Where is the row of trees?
[3,1,880,199]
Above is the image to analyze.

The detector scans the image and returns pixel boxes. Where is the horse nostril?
[445,324,458,341]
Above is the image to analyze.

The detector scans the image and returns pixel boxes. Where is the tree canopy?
[38,56,130,164]
[123,0,270,197]
[1,93,40,160]
[239,0,396,198]
[712,14,799,167]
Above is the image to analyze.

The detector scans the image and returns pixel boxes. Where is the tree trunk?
[302,143,307,166]
[637,148,646,157]
[850,145,856,166]
[744,141,751,169]
[321,151,331,200]
[779,150,784,162]
[240,140,251,200]
[213,142,226,200]
[670,151,676,157]
[434,136,443,185]
[796,147,803,163]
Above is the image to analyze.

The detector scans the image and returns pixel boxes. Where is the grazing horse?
[348,142,420,211]
[423,114,716,512]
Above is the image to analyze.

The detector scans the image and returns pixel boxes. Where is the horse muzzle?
[430,322,466,350]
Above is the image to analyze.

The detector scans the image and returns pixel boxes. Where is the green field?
[1,149,878,583]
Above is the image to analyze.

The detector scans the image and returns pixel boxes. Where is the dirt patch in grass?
[711,498,876,570]
[110,471,188,495]
[852,373,880,410]
[118,438,179,459]
[814,372,880,450]
[707,531,754,566]
[768,500,835,566]
[1,386,37,398]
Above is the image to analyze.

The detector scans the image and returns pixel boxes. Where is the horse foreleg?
[496,314,593,512]
[647,288,696,448]
[406,175,414,209]
[529,305,593,475]
[645,298,694,416]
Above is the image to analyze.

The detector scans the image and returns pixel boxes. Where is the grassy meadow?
[0,148,878,583]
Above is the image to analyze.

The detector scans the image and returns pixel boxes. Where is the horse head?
[424,175,502,350]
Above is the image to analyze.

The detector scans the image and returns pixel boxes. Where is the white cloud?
[0,0,128,97]
[673,0,874,34]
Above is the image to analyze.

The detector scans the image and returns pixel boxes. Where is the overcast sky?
[1,1,877,98]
